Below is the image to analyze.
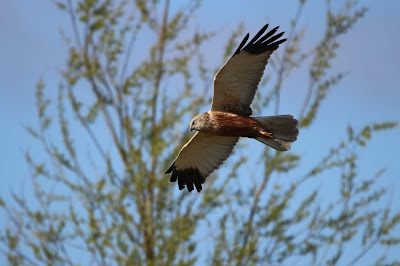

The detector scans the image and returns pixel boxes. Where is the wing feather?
[211,24,286,115]
[165,132,239,192]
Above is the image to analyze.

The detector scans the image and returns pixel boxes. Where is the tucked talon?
[260,130,273,138]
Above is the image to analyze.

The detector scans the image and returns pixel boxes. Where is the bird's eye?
[193,120,196,125]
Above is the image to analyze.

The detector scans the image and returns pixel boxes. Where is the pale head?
[189,113,208,132]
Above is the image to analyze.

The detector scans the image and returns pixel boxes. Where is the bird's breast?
[205,111,260,138]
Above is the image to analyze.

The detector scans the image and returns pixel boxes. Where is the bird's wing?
[165,132,239,192]
[212,24,286,116]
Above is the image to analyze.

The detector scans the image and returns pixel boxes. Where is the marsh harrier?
[166,23,299,192]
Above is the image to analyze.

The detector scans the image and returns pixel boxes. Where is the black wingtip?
[275,38,287,46]
[166,167,205,192]
[248,23,269,45]
[234,33,250,55]
[165,164,174,174]
[170,170,178,182]
[232,23,286,56]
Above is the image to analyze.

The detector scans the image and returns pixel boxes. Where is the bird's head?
[189,113,206,132]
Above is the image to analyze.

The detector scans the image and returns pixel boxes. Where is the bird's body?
[165,23,299,192]
[191,111,261,138]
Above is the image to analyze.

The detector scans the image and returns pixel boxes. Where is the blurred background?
[1,0,399,265]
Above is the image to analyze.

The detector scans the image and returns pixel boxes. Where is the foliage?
[1,0,399,265]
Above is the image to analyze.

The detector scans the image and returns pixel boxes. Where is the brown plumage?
[192,111,265,138]
[166,23,299,192]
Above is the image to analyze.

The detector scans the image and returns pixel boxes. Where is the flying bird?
[166,23,299,192]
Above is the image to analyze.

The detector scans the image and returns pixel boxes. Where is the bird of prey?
[166,23,299,192]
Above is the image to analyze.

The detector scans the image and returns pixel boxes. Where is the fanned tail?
[254,115,299,151]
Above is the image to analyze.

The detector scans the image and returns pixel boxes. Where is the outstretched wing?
[165,132,239,192]
[211,24,286,115]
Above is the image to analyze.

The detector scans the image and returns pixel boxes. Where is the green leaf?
[90,20,104,32]
[56,2,66,10]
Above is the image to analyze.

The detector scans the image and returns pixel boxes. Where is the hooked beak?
[190,127,194,132]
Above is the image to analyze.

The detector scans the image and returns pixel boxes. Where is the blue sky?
[1,0,400,264]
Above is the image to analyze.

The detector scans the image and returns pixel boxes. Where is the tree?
[1,0,399,265]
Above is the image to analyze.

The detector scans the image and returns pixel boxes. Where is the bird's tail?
[254,115,299,151]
